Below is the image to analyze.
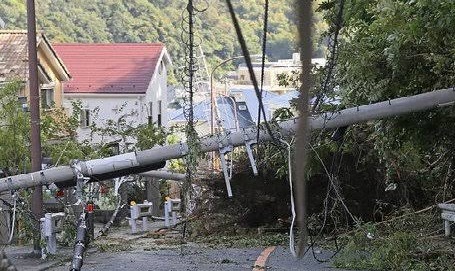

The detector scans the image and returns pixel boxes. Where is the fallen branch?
[98,196,125,237]
[375,197,455,226]
[339,198,455,237]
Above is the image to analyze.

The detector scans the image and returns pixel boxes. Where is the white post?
[129,218,137,234]
[142,216,148,232]
[164,201,170,228]
[172,210,177,226]
[40,212,64,255]
[130,205,139,234]
[45,213,57,254]
[444,220,451,237]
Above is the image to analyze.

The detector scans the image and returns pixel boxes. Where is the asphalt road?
[44,245,352,271]
[5,221,355,271]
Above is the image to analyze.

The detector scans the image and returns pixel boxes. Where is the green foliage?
[334,211,455,271]
[332,0,455,206]
[0,0,327,75]
[338,0,455,105]
[134,124,166,150]
[0,82,30,174]
[335,229,421,270]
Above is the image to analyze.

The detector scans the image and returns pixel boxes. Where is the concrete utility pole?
[0,88,454,192]
[295,0,313,257]
[139,170,186,181]
[27,0,43,254]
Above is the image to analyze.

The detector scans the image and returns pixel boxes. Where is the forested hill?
[0,0,325,68]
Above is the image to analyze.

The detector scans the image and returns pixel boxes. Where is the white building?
[54,43,171,150]
[234,53,326,94]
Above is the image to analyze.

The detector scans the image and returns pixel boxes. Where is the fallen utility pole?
[0,88,454,193]
[139,170,187,181]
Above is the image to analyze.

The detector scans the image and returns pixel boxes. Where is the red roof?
[53,43,165,94]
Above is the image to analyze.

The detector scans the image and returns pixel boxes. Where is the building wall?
[145,60,168,127]
[63,94,147,146]
[17,46,65,108]
[235,55,326,95]
[37,49,64,107]
[62,60,169,147]
[236,65,297,94]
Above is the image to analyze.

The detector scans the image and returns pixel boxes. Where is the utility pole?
[27,0,43,254]
[295,0,312,257]
[1,88,455,193]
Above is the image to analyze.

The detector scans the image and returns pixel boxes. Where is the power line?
[224,0,280,145]
[256,0,269,142]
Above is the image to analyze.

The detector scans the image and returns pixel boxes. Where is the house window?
[157,100,162,127]
[80,109,90,128]
[148,102,153,124]
[40,88,54,109]
[158,61,164,75]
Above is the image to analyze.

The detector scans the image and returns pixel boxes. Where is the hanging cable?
[312,0,345,112]
[224,0,279,145]
[256,0,269,142]
[279,139,298,257]
[7,193,18,244]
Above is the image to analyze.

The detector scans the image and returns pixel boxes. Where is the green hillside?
[0,0,325,70]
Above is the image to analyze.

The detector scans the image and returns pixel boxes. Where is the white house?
[54,43,171,150]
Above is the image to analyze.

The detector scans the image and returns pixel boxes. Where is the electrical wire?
[224,0,280,145]
[7,194,17,244]
[279,138,298,257]
[312,0,345,112]
[256,0,269,142]
[309,142,358,224]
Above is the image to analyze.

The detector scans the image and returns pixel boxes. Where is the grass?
[333,210,455,271]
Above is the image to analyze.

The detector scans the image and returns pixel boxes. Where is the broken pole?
[27,0,43,254]
[0,88,454,192]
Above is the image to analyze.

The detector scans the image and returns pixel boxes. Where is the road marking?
[253,246,276,271]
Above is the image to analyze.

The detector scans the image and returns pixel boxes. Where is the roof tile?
[53,43,164,94]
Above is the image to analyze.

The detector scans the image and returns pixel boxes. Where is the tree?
[331,0,455,205]
[0,82,30,174]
